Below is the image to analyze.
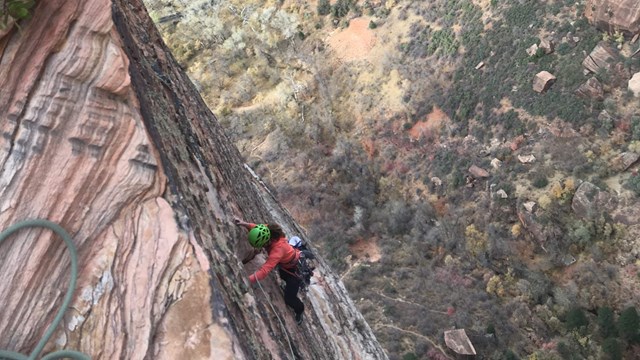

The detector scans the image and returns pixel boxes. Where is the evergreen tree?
[598,306,617,339]
[617,306,640,342]
[505,350,519,360]
[566,307,588,331]
[601,338,622,360]
[317,0,331,16]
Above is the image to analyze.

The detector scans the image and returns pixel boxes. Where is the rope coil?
[0,219,90,360]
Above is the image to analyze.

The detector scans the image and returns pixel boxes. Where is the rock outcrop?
[571,182,618,219]
[584,0,640,35]
[575,77,605,100]
[582,42,617,73]
[0,1,387,359]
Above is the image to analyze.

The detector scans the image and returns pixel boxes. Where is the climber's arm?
[234,218,256,230]
[249,246,283,283]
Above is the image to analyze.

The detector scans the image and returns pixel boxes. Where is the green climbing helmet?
[248,224,271,248]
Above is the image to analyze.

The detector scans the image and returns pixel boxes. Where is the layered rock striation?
[0,0,387,359]
[585,0,640,35]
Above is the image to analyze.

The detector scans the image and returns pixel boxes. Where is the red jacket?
[248,225,299,283]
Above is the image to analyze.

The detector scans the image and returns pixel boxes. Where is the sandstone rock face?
[582,42,617,73]
[584,0,640,35]
[0,1,387,359]
[575,77,605,100]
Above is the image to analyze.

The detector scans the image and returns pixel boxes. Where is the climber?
[234,218,305,324]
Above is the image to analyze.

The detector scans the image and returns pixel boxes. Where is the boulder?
[611,152,640,171]
[584,0,640,35]
[469,165,490,178]
[496,189,508,199]
[539,38,554,54]
[582,42,617,73]
[533,71,556,93]
[518,154,536,164]
[510,135,525,151]
[526,43,539,56]
[444,329,476,355]
[629,72,640,97]
[571,182,618,219]
[491,158,502,169]
[575,77,604,100]
[523,201,536,212]
[549,121,581,138]
[598,109,615,123]
[517,207,562,246]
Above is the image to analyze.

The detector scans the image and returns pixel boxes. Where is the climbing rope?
[254,273,296,360]
[0,219,91,360]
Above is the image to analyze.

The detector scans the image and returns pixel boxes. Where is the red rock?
[510,135,525,151]
[533,71,556,93]
[469,165,490,178]
[584,0,640,35]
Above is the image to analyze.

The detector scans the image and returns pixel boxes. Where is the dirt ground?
[327,17,377,62]
[408,106,449,140]
[349,237,382,262]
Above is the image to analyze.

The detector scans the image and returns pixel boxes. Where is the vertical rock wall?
[0,0,387,359]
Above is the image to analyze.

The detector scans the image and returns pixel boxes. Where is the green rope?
[0,219,90,360]
[254,274,295,360]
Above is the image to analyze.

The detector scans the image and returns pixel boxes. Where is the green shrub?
[556,341,574,360]
[505,350,520,360]
[427,28,459,56]
[631,115,640,141]
[566,307,588,330]
[624,175,640,196]
[0,0,35,28]
[504,2,539,28]
[332,0,354,18]
[556,42,573,56]
[617,306,640,341]
[368,20,377,29]
[598,307,617,339]
[317,0,331,16]
[531,174,549,188]
[601,338,623,360]
[402,353,418,360]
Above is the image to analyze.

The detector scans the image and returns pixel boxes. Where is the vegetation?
[565,307,588,331]
[145,0,640,358]
[0,0,35,28]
